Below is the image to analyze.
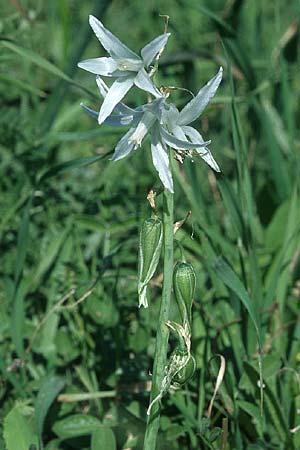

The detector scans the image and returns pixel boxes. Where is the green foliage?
[35,376,65,449]
[3,402,38,450]
[91,427,116,450]
[1,0,300,449]
[53,414,101,439]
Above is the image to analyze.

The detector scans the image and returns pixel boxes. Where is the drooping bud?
[138,218,163,308]
[173,261,196,331]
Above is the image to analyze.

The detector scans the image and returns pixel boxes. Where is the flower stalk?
[143,179,174,450]
[78,15,224,449]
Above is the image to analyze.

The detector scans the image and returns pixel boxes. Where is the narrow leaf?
[35,376,65,450]
[38,152,112,183]
[214,258,261,343]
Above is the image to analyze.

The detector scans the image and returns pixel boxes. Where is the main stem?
[143,188,174,450]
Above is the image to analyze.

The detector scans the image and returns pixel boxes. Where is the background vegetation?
[1,0,300,449]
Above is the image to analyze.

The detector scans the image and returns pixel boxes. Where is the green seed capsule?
[173,262,196,329]
[147,347,196,415]
[172,352,196,386]
[138,218,163,308]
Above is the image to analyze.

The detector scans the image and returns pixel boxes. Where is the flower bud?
[138,218,163,308]
[173,261,196,329]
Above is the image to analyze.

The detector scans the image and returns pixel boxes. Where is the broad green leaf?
[52,414,101,439]
[3,402,38,450]
[91,427,116,450]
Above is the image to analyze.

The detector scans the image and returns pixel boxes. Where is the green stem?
[143,188,174,450]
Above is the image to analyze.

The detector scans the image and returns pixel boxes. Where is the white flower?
[81,78,210,193]
[162,67,223,172]
[78,15,170,124]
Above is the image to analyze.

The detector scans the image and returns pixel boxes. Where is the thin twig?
[58,391,116,402]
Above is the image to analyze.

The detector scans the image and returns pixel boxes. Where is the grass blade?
[214,257,261,344]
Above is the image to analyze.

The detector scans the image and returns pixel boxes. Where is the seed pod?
[172,352,196,387]
[173,261,196,329]
[147,346,192,415]
[138,218,163,308]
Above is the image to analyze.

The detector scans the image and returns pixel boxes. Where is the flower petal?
[162,103,180,129]
[80,103,138,126]
[105,114,139,127]
[178,67,223,125]
[78,57,119,76]
[169,124,187,141]
[151,126,174,193]
[89,15,140,60]
[182,126,220,172]
[141,33,171,66]
[134,68,161,98]
[110,128,136,161]
[95,75,109,97]
[96,76,140,116]
[98,75,134,124]
[160,126,210,150]
[128,110,157,148]
[80,103,98,120]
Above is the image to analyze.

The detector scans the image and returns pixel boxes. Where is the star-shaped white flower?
[162,67,223,172]
[78,15,170,124]
[81,77,210,193]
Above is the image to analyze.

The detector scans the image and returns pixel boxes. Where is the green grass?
[1,0,300,449]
